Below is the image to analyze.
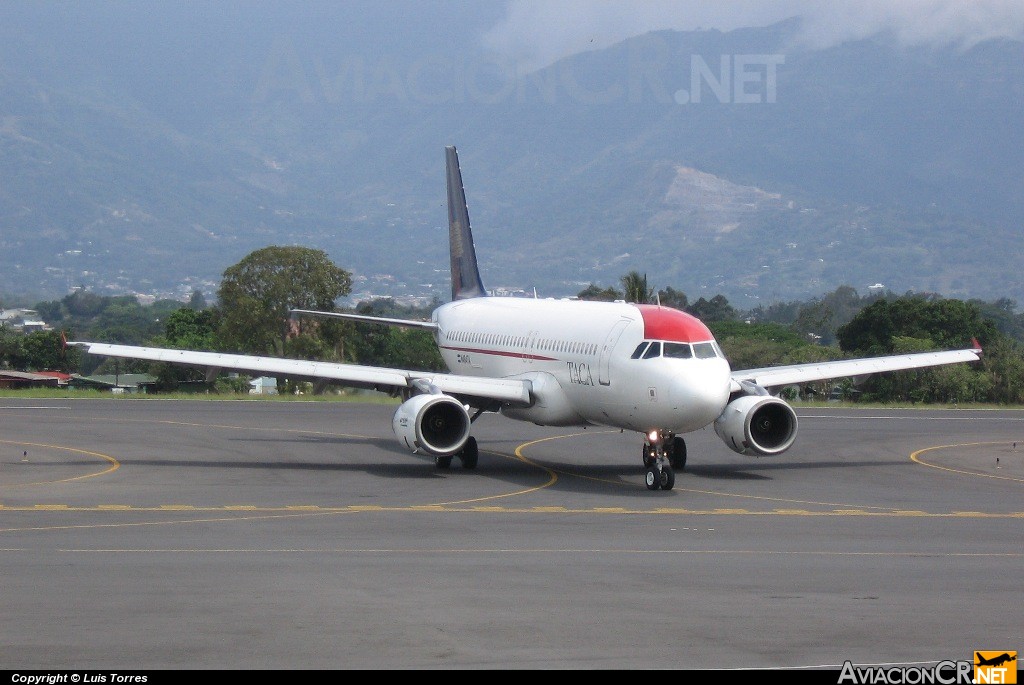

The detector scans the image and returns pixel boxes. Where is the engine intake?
[392,393,471,456]
[714,395,798,456]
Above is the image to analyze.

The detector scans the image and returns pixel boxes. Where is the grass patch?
[792,400,1022,410]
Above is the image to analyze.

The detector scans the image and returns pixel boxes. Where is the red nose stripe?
[635,304,715,343]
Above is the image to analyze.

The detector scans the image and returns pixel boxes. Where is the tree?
[0,327,27,370]
[26,330,79,372]
[837,296,1000,403]
[837,296,997,354]
[981,336,1024,404]
[968,297,1024,341]
[656,286,688,310]
[63,290,108,318]
[145,308,221,390]
[164,308,219,350]
[217,246,352,356]
[33,299,65,325]
[187,290,208,310]
[749,299,801,325]
[3,329,81,373]
[577,283,622,301]
[619,271,653,304]
[90,298,163,344]
[343,299,444,371]
[710,320,824,373]
[688,294,737,322]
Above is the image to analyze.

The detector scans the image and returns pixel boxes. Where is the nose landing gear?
[644,462,674,490]
[642,431,686,490]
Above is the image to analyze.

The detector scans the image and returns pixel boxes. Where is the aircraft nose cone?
[670,360,731,430]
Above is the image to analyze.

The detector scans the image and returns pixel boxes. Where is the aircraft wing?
[69,342,531,405]
[730,344,983,393]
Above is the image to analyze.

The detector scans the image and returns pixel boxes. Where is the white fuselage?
[433,297,732,434]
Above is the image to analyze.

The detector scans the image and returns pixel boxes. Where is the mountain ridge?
[1,17,1021,307]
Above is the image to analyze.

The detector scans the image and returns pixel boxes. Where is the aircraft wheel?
[435,455,453,470]
[460,437,479,470]
[661,465,675,491]
[669,436,687,470]
[642,444,654,468]
[645,467,660,490]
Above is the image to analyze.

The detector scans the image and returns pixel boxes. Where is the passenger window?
[642,342,662,359]
[631,342,649,359]
[663,342,693,359]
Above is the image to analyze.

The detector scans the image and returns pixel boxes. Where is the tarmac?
[1,397,1021,669]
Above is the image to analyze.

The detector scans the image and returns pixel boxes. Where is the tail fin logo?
[445,146,486,301]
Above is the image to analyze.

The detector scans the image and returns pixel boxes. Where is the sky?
[2,1,1022,141]
[4,1,1022,84]
[480,0,1024,70]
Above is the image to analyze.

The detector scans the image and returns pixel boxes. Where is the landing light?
[647,430,661,444]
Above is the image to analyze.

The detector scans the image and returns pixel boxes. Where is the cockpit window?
[634,340,722,360]
[663,342,693,359]
[630,342,649,359]
[693,342,718,359]
[642,342,662,359]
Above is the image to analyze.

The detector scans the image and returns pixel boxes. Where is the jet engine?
[392,393,471,456]
[714,395,798,456]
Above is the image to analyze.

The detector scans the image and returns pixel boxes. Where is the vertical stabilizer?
[446,146,487,300]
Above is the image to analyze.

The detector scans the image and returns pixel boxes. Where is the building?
[249,376,278,395]
[0,309,51,333]
[69,373,158,393]
[0,371,62,390]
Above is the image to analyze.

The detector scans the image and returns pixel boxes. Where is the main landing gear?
[435,436,479,470]
[642,431,687,491]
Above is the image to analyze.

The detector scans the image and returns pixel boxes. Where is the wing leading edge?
[730,345,983,393]
[68,342,531,405]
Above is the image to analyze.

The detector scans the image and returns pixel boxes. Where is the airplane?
[975,653,1016,668]
[70,146,984,491]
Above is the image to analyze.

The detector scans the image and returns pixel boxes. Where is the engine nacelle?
[714,395,798,456]
[392,393,471,457]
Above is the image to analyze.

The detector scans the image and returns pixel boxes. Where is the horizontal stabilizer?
[291,309,438,330]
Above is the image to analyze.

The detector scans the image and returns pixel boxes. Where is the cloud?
[796,0,1024,49]
[480,0,1024,70]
